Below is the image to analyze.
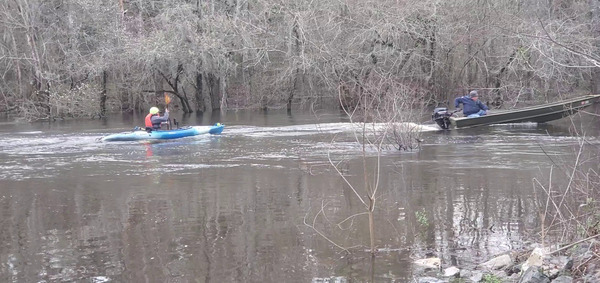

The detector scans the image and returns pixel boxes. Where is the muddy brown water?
[0,108,598,282]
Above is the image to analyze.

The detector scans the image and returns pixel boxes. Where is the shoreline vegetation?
[411,132,600,282]
[412,237,600,282]
[303,114,600,282]
[0,0,599,122]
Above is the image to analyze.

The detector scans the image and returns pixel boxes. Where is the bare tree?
[0,0,598,119]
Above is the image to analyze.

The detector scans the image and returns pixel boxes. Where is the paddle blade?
[164,92,172,104]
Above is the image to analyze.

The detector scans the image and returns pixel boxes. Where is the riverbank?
[414,237,600,282]
[411,133,600,283]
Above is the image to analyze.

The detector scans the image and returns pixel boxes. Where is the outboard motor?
[432,107,452,129]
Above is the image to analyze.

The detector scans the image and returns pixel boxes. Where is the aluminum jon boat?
[102,123,225,142]
[432,94,600,129]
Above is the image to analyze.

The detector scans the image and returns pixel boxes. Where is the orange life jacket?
[145,113,155,128]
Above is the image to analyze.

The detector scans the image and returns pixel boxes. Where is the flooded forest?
[0,0,599,120]
[1,1,600,282]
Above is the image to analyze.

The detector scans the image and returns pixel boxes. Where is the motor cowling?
[432,107,451,129]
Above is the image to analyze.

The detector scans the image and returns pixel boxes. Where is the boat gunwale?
[450,104,590,128]
[450,94,600,122]
[149,126,194,132]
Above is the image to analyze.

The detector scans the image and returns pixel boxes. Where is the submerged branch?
[548,233,600,255]
[337,212,370,230]
[327,142,369,209]
[304,200,350,252]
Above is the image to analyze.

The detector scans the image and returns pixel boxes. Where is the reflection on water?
[0,108,598,281]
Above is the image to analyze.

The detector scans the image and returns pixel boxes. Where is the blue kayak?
[102,124,224,142]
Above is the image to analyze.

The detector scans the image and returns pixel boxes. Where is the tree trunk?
[100,70,107,117]
[207,73,221,111]
[368,200,375,254]
[17,0,46,110]
[202,73,212,111]
[427,21,436,96]
[593,69,600,95]
[154,70,163,105]
[195,72,205,112]
[219,76,227,111]
[23,24,42,91]
[288,69,299,112]
[206,74,214,111]
[466,28,475,86]
[10,32,23,99]
[591,0,600,94]
[180,89,193,113]
[491,50,517,107]
[287,19,302,112]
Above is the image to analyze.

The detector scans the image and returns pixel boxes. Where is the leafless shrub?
[49,84,104,119]
[305,70,427,255]
[534,137,600,243]
[533,129,600,278]
[17,84,104,121]
[2,0,598,117]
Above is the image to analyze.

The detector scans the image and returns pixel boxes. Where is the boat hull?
[450,95,600,129]
[102,125,224,142]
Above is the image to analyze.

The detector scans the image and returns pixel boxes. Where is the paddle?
[164,92,172,107]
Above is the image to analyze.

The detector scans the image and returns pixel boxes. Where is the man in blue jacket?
[455,90,489,117]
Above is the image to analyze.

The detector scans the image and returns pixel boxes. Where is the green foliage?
[482,274,502,283]
[415,208,429,227]
[575,197,600,237]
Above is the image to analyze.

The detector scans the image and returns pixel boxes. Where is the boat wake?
[225,122,439,138]
[0,119,596,181]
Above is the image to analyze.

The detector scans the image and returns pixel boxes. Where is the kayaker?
[145,107,169,131]
[454,90,488,117]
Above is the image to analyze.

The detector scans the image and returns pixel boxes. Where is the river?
[0,108,598,282]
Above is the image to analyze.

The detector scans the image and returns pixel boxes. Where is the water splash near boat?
[225,122,439,138]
